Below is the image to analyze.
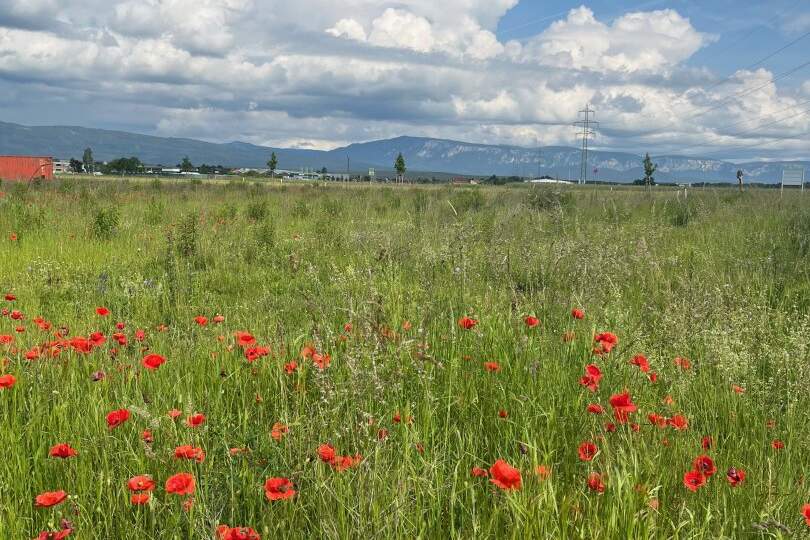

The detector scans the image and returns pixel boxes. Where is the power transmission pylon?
[574,105,598,185]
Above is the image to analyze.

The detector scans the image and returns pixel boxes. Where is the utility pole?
[347,156,350,183]
[574,105,598,185]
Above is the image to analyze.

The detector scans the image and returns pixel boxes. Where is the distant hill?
[0,121,806,183]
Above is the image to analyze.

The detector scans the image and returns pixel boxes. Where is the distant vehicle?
[93,171,103,176]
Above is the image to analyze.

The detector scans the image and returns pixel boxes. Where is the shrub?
[526,187,573,212]
[92,207,120,239]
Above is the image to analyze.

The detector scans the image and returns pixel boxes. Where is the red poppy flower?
[587,403,604,414]
[471,466,488,478]
[630,354,650,373]
[96,307,110,316]
[604,422,617,432]
[771,439,785,450]
[498,409,508,418]
[271,422,288,442]
[683,469,706,491]
[458,316,478,330]
[578,441,598,462]
[106,409,130,429]
[130,493,151,505]
[332,454,363,472]
[572,308,585,320]
[483,362,501,373]
[234,331,256,348]
[194,316,208,326]
[587,472,605,493]
[35,529,72,540]
[668,415,688,431]
[284,361,298,374]
[312,352,331,370]
[264,477,296,501]
[726,467,745,487]
[731,384,745,394]
[0,334,13,345]
[674,356,691,370]
[524,316,540,328]
[489,459,522,491]
[134,329,146,341]
[648,372,658,383]
[802,504,810,526]
[701,436,713,450]
[165,473,195,495]
[142,353,166,370]
[142,430,154,443]
[0,373,16,389]
[9,233,18,241]
[647,413,668,428]
[693,455,717,477]
[48,443,78,459]
[174,445,206,462]
[186,413,206,428]
[128,475,156,492]
[35,490,67,508]
[318,444,336,463]
[3,293,14,301]
[10,310,23,320]
[608,391,637,423]
[579,364,602,392]
[377,428,389,440]
[168,409,182,420]
[593,332,618,355]
[217,525,261,540]
[535,465,551,479]
[213,315,225,324]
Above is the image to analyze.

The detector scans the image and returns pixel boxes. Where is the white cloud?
[516,6,711,73]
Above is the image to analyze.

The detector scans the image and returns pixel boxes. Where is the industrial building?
[0,156,54,182]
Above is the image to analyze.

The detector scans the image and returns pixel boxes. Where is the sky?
[0,0,809,161]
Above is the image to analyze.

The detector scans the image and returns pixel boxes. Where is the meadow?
[1,176,809,539]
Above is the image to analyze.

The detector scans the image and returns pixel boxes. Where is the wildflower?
[264,477,296,501]
[630,354,650,373]
[130,493,151,505]
[0,373,16,389]
[48,444,78,459]
[471,466,488,478]
[498,409,508,418]
[142,430,153,443]
[186,413,206,428]
[168,409,182,420]
[165,473,195,495]
[593,332,618,355]
[35,490,67,508]
[318,444,336,463]
[683,469,706,491]
[668,415,688,431]
[726,467,745,487]
[587,403,604,415]
[579,364,602,392]
[234,331,256,348]
[271,422,288,442]
[489,459,522,491]
[701,436,713,450]
[535,465,551,479]
[608,391,637,424]
[483,362,501,373]
[142,353,166,370]
[34,529,72,540]
[771,439,785,450]
[106,409,130,429]
[96,307,110,316]
[284,361,298,374]
[174,445,206,463]
[128,475,156,492]
[217,525,261,540]
[587,472,605,493]
[194,316,208,326]
[693,455,717,478]
[578,442,598,462]
[458,316,478,330]
[312,352,331,370]
[524,315,540,328]
[674,356,691,370]
[572,308,585,320]
[802,504,810,526]
[213,314,225,324]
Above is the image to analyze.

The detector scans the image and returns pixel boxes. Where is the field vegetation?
[1,177,809,539]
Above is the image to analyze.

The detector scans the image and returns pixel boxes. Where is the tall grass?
[0,179,808,538]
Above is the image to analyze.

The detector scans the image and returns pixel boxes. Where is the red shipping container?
[0,156,54,182]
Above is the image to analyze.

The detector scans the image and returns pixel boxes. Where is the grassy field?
[1,177,809,539]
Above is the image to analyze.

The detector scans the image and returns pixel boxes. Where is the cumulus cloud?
[0,0,807,161]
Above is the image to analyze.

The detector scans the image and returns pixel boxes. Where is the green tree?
[69,158,84,173]
[267,152,278,178]
[82,148,94,174]
[180,157,194,172]
[643,153,657,189]
[394,152,406,183]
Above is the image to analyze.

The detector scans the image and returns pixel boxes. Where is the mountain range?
[1,121,806,183]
